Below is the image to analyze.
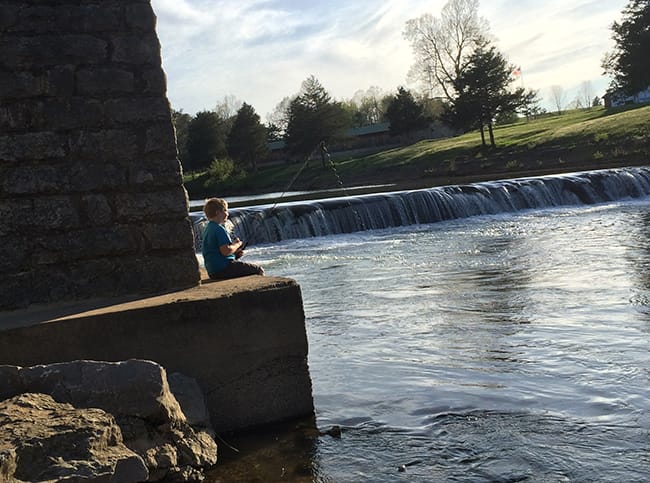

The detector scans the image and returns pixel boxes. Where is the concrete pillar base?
[0,276,314,433]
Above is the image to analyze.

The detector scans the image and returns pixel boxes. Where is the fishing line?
[234,142,367,246]
[233,144,321,246]
[322,151,367,233]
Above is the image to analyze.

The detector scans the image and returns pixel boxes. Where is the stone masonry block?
[112,34,161,65]
[140,67,167,95]
[113,252,200,293]
[0,102,32,131]
[0,67,74,99]
[0,199,32,237]
[7,5,122,33]
[0,236,29,273]
[32,196,80,231]
[39,98,105,131]
[3,163,69,195]
[114,190,189,222]
[104,97,171,125]
[43,65,76,97]
[68,162,126,192]
[0,5,18,31]
[126,158,183,188]
[80,194,113,226]
[125,4,157,32]
[145,121,177,156]
[76,67,135,96]
[140,220,196,251]
[0,273,32,310]
[0,132,65,162]
[68,130,138,163]
[128,159,182,189]
[32,226,136,265]
[0,35,107,68]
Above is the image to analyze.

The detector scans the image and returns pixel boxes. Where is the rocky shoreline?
[0,359,218,482]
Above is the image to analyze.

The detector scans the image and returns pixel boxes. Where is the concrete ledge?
[0,276,314,433]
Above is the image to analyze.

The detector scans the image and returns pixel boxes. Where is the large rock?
[0,360,218,481]
[20,359,185,424]
[0,393,148,482]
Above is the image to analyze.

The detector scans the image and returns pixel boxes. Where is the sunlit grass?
[185,104,650,199]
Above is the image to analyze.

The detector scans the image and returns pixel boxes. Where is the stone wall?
[0,276,315,433]
[0,0,200,310]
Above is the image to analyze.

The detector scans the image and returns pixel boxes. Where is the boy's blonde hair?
[203,197,227,218]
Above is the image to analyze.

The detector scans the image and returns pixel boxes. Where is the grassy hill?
[184,105,650,206]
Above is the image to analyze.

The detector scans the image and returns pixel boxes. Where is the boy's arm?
[219,238,243,256]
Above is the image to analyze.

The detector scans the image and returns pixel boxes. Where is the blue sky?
[151,0,627,119]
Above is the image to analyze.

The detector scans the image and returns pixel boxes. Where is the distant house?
[603,86,650,108]
[265,121,454,166]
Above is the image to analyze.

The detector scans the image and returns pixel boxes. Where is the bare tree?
[579,81,593,109]
[214,94,242,122]
[403,0,490,102]
[350,86,386,125]
[550,85,565,114]
[266,96,294,138]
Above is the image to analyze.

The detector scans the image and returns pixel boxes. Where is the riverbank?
[184,105,650,205]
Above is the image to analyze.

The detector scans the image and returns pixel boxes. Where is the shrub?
[206,157,234,185]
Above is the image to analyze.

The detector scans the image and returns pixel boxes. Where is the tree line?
[173,77,440,177]
[174,0,648,180]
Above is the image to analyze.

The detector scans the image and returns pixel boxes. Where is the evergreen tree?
[385,87,429,138]
[447,42,537,147]
[602,0,650,95]
[285,76,351,159]
[227,103,269,173]
[186,111,227,171]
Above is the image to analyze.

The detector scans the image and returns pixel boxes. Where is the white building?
[604,86,650,107]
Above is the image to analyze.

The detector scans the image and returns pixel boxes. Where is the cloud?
[152,0,629,117]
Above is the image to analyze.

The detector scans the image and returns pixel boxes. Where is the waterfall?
[190,167,650,249]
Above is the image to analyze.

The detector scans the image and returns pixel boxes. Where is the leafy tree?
[285,76,351,159]
[418,95,447,121]
[348,86,388,126]
[447,42,538,147]
[403,0,490,102]
[602,0,650,95]
[265,123,283,142]
[227,103,269,173]
[171,109,191,167]
[186,111,227,171]
[206,157,234,186]
[385,87,429,138]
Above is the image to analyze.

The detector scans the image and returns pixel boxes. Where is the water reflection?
[206,200,650,482]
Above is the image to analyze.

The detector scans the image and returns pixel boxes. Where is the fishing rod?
[233,141,365,248]
[232,142,327,247]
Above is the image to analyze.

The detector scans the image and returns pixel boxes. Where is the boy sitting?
[202,198,265,279]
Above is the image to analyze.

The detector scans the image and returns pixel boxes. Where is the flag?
[512,66,522,77]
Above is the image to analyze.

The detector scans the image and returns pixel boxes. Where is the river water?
[204,173,650,482]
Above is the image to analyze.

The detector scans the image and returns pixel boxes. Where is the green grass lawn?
[184,104,650,202]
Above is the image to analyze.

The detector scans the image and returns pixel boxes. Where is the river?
[202,168,650,482]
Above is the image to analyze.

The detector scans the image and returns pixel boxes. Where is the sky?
[150,0,628,120]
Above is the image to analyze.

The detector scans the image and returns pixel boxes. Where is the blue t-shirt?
[202,221,235,275]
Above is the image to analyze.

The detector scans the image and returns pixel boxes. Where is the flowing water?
[203,168,650,482]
